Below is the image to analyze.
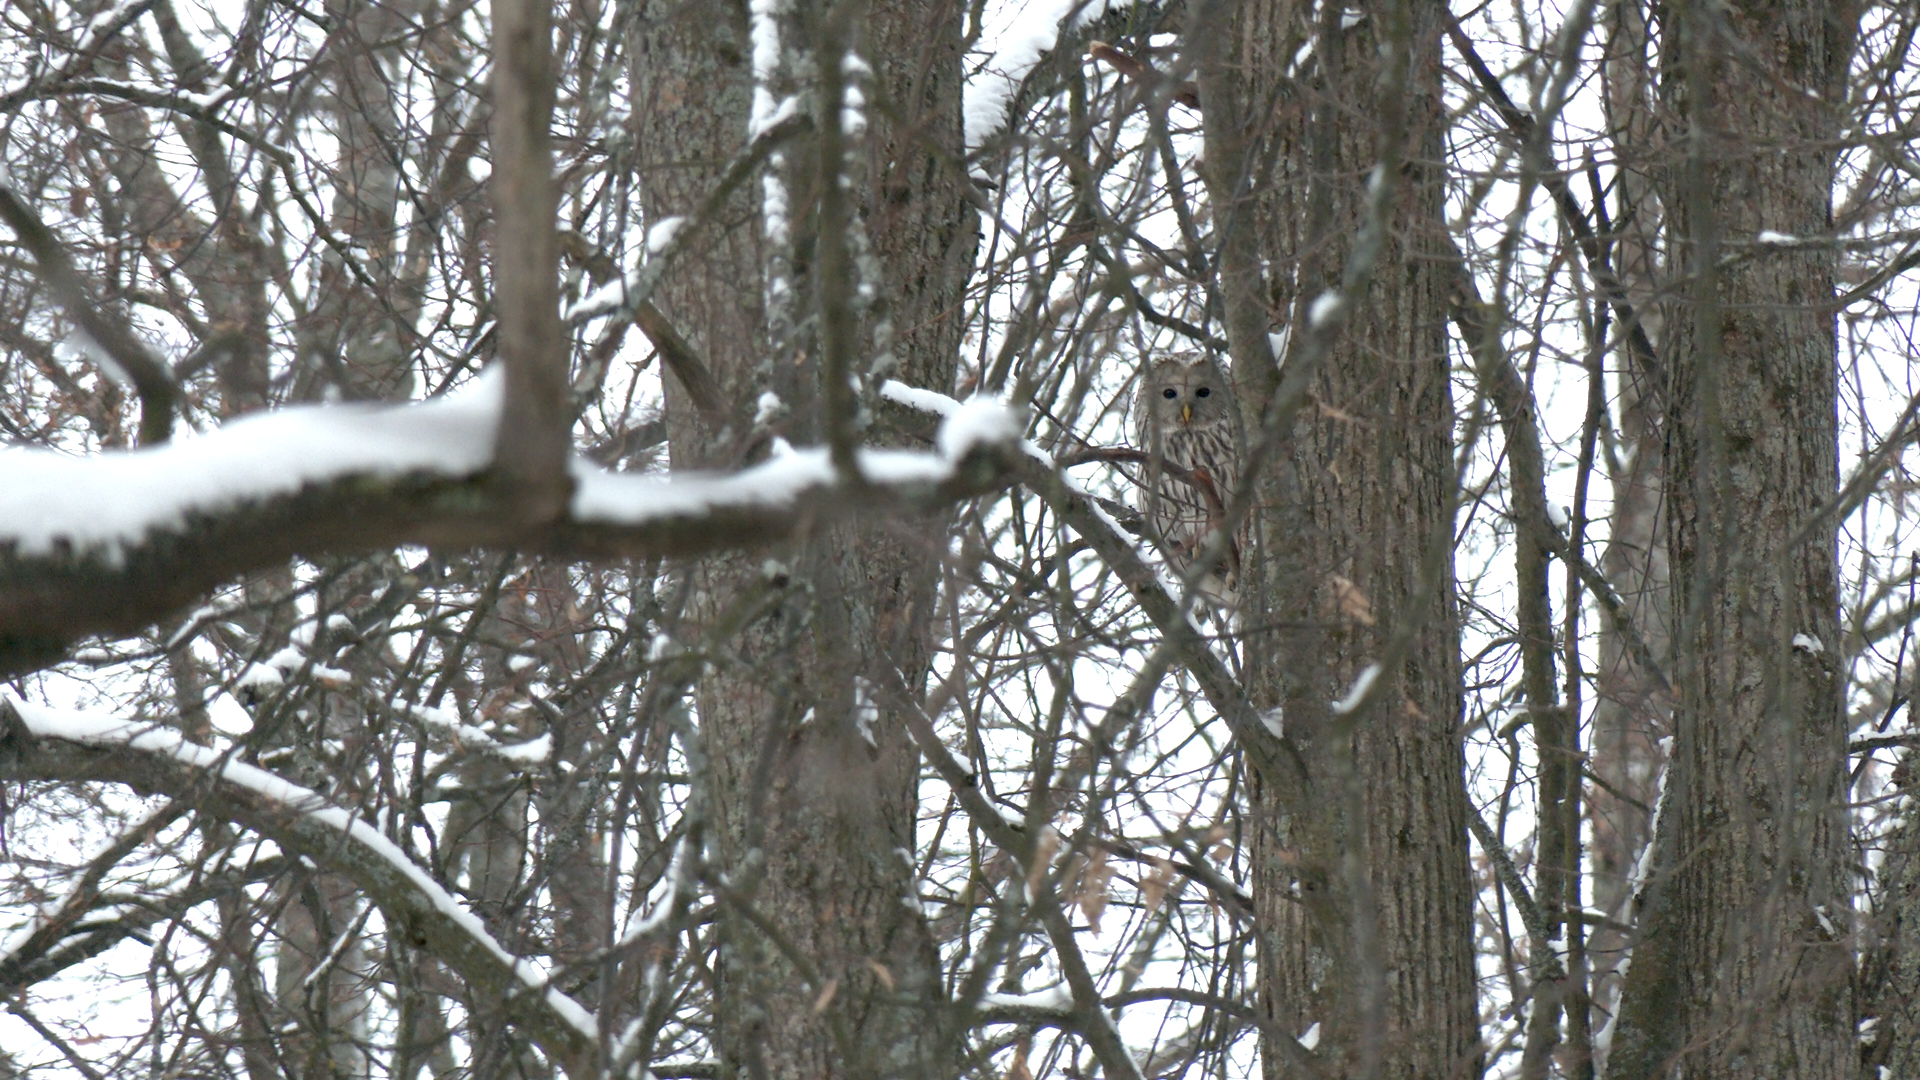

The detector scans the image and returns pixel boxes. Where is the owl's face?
[1141,355,1231,432]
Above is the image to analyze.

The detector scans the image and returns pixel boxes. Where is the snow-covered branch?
[880,379,1292,787]
[0,370,1024,677]
[0,695,600,1077]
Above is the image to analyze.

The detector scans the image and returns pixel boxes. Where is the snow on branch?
[964,0,1125,153]
[880,379,1294,791]
[0,695,599,1075]
[0,370,1025,678]
[2,368,505,558]
[404,701,554,764]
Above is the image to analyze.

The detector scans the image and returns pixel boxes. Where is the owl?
[1133,353,1244,605]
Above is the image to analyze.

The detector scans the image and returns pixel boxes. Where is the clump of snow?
[880,379,960,417]
[1813,903,1839,938]
[1268,325,1292,364]
[980,984,1074,1012]
[747,0,788,137]
[964,0,1119,152]
[1,367,504,558]
[1757,230,1800,246]
[841,78,868,139]
[762,166,793,247]
[648,633,679,662]
[403,703,552,764]
[57,328,130,387]
[236,645,309,693]
[572,447,956,526]
[1298,1021,1322,1050]
[207,692,255,735]
[309,663,353,686]
[496,733,553,763]
[853,677,879,748]
[1330,662,1382,715]
[882,382,1045,466]
[646,216,687,254]
[755,391,786,424]
[1792,632,1825,655]
[236,663,286,692]
[1628,762,1671,899]
[936,397,1022,460]
[1308,290,1346,329]
[564,272,634,322]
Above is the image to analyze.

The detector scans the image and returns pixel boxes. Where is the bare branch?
[0,698,599,1078]
[0,185,179,444]
[0,438,1020,678]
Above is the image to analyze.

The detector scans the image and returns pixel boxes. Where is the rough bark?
[1193,0,1479,1075]
[1865,784,1920,1075]
[1606,3,1860,1077]
[632,1,974,1076]
[290,0,418,403]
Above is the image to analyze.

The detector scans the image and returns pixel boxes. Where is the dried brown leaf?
[1140,857,1176,914]
[1026,828,1061,896]
[1327,574,1376,625]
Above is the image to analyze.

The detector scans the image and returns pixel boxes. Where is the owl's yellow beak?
[1181,403,1192,424]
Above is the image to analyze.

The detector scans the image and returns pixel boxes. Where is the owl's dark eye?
[1162,388,1178,399]
[1195,387,1211,398]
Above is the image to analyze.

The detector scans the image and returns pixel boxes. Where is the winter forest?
[0,0,1916,1077]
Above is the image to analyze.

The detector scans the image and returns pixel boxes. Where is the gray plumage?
[1133,352,1243,604]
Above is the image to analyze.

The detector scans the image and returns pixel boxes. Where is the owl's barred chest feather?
[1143,426,1238,542]
[1160,427,1238,496]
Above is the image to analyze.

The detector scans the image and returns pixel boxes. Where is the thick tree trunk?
[291,0,416,402]
[1606,3,1859,1077]
[634,2,973,1076]
[1865,787,1920,1073]
[1194,1,1479,1076]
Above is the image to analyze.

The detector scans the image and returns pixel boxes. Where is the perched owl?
[1133,353,1243,605]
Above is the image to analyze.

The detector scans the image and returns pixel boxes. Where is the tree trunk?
[1606,3,1859,1077]
[1864,786,1920,1075]
[633,2,973,1075]
[1194,1,1479,1075]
